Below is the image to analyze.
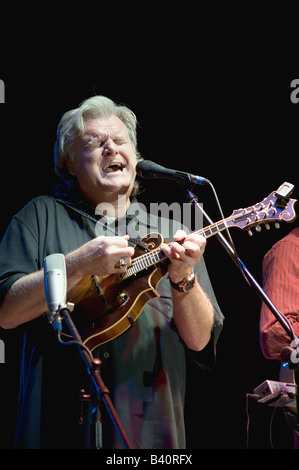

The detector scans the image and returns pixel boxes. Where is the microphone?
[136,160,210,186]
[44,253,67,336]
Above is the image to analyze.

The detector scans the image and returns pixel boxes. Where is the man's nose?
[103,139,118,156]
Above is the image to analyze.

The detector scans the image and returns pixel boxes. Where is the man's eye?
[86,139,103,149]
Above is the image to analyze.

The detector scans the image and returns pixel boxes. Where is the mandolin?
[63,187,297,351]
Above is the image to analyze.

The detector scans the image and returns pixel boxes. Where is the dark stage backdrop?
[0,52,298,449]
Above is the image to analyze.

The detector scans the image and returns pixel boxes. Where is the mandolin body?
[65,233,169,351]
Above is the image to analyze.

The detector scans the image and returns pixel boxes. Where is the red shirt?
[260,227,299,361]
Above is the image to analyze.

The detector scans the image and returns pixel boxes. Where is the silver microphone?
[44,253,67,335]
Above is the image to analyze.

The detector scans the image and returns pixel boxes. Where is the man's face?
[69,115,137,207]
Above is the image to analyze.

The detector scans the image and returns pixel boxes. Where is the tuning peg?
[248,230,253,236]
[255,225,262,232]
[265,224,270,230]
[275,223,280,229]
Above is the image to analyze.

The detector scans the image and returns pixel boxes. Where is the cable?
[246,392,290,449]
[55,332,95,365]
[207,181,239,257]
[205,180,249,282]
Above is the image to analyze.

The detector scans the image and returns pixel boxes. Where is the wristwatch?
[169,269,196,292]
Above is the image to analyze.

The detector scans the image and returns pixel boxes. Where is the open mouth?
[102,163,125,173]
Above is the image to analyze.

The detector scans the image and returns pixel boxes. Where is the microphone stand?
[57,303,132,450]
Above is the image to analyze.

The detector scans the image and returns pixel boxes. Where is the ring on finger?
[118,258,127,268]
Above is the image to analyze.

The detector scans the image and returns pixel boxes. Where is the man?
[260,227,299,361]
[260,227,299,448]
[0,96,223,449]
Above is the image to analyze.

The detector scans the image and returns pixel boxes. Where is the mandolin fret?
[195,219,229,239]
[123,248,166,279]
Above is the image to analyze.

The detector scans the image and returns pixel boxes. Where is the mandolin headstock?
[228,183,297,234]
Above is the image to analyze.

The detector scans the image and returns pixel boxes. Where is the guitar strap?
[55,197,149,249]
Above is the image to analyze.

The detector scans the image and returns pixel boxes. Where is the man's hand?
[68,234,135,278]
[161,230,206,283]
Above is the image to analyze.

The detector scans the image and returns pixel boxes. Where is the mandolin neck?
[124,185,298,279]
[123,216,231,279]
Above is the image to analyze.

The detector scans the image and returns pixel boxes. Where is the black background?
[0,11,298,450]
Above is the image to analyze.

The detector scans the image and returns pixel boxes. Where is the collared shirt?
[260,227,299,361]
[0,194,223,449]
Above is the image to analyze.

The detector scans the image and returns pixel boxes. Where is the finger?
[181,241,201,257]
[183,235,206,254]
[160,243,177,260]
[173,230,188,241]
[184,239,206,254]
[124,246,135,257]
[161,242,185,262]
[116,235,131,246]
[99,236,129,250]
[171,243,193,263]
[185,234,206,245]
[167,238,205,262]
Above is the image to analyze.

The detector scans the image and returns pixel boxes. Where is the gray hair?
[54,96,142,197]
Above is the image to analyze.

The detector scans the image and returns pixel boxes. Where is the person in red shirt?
[260,227,299,448]
[260,227,299,361]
